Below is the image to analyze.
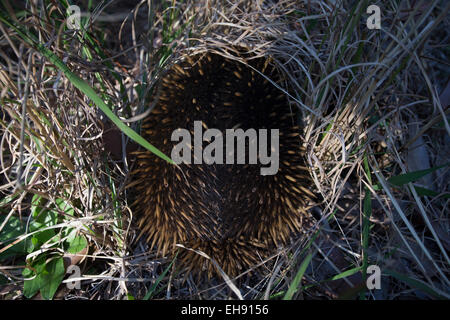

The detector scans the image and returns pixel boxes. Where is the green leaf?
[39,257,65,300]
[23,258,46,299]
[0,215,27,259]
[55,198,74,216]
[23,256,66,300]
[30,227,55,247]
[30,197,57,227]
[0,193,19,207]
[0,215,25,241]
[23,273,41,298]
[66,235,87,254]
[27,200,59,253]
[283,252,313,300]
[30,194,45,219]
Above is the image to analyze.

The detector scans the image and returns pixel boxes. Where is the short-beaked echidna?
[132,51,315,277]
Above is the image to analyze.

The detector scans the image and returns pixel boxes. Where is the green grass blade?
[384,269,448,299]
[143,252,178,300]
[387,162,449,186]
[330,266,363,281]
[413,186,450,199]
[283,252,313,300]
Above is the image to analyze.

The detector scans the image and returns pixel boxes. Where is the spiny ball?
[132,51,314,277]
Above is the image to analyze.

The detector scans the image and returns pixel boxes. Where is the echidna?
[132,50,315,277]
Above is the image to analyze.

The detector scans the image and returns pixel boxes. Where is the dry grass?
[0,0,449,300]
